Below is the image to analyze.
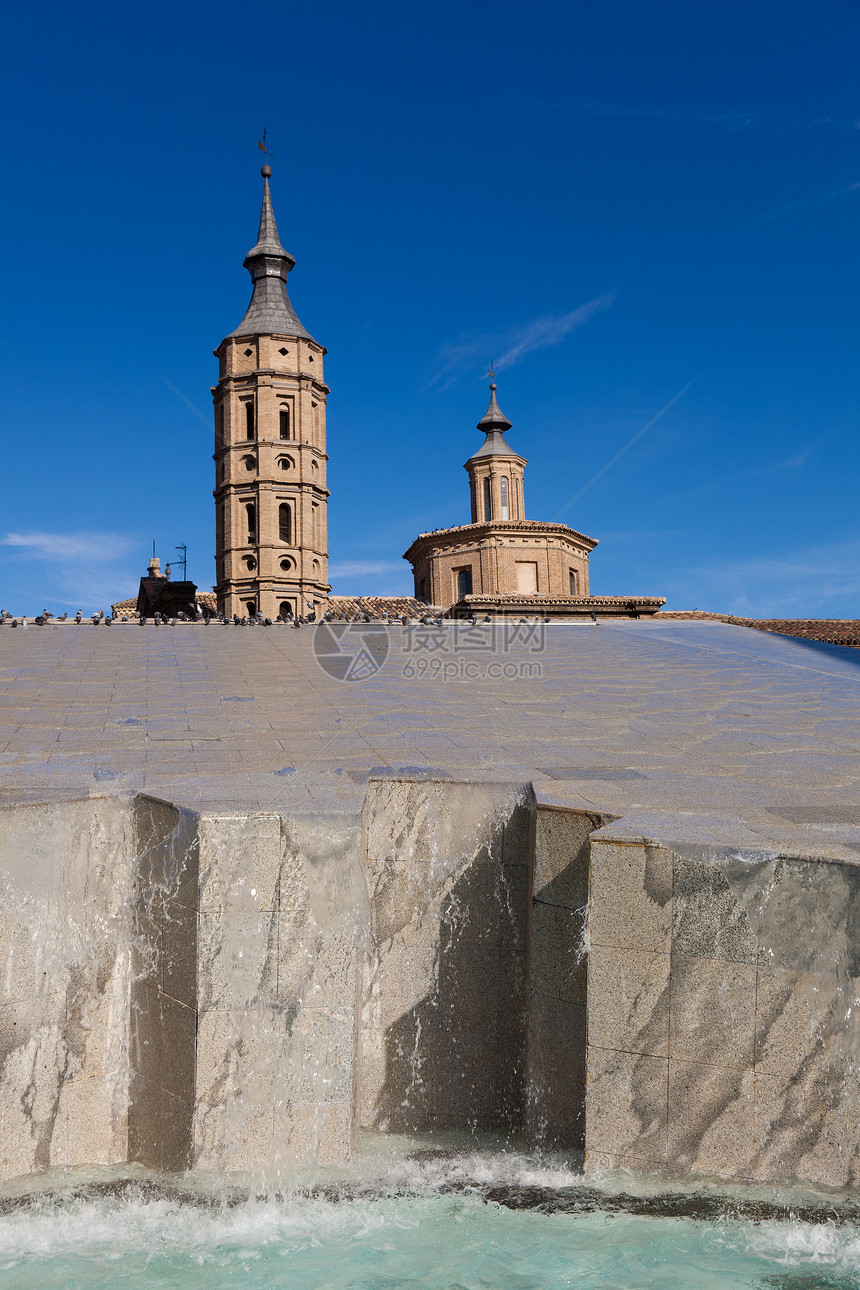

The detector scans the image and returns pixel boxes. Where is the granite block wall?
[128,794,199,1171]
[359,779,533,1132]
[192,809,365,1174]
[0,796,135,1178]
[525,805,599,1148]
[583,833,860,1187]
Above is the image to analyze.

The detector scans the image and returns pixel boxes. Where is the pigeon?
[75,611,82,624]
[92,615,100,626]
[58,612,68,621]
[105,617,112,626]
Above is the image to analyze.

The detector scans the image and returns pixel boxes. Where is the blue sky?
[1,0,858,616]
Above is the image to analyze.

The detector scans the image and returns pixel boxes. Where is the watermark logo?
[313,621,390,682]
[313,617,546,683]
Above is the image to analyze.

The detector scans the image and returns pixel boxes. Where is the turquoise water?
[3,1141,860,1289]
[1,1181,860,1284]
[3,1188,860,1289]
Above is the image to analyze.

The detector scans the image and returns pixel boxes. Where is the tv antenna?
[175,544,187,580]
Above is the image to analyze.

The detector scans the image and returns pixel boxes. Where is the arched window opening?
[456,568,473,600]
[569,568,578,595]
[279,503,292,544]
[245,503,256,543]
[245,402,255,440]
[500,476,510,520]
[482,477,492,522]
[216,405,224,446]
[279,601,293,618]
[242,454,256,471]
[277,456,294,471]
[279,407,291,439]
[245,600,257,617]
[418,577,427,601]
[312,559,320,574]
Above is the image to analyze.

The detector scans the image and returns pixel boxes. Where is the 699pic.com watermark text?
[313,619,546,683]
[401,656,542,680]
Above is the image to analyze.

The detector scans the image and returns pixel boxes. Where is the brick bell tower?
[213,161,329,618]
[465,371,527,524]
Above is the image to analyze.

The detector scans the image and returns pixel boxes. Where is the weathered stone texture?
[359,779,533,1132]
[584,835,860,1187]
[525,806,596,1148]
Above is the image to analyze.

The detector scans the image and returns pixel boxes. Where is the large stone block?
[587,944,670,1056]
[526,993,586,1148]
[585,1047,667,1163]
[197,909,278,1009]
[588,840,672,953]
[753,1069,845,1188]
[667,1060,754,1179]
[533,806,596,909]
[672,853,759,963]
[198,812,282,913]
[531,902,587,1005]
[757,857,860,975]
[670,957,756,1070]
[754,964,845,1078]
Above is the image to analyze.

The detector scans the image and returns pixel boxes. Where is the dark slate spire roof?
[477,382,512,433]
[229,166,316,341]
[466,380,525,463]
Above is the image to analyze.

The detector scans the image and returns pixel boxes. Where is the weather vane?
[258,129,273,163]
[488,360,496,386]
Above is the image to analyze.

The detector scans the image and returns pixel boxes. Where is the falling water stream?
[4,792,860,1286]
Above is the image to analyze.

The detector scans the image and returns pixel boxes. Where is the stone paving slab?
[0,620,858,856]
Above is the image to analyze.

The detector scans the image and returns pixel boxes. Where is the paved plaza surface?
[0,619,858,858]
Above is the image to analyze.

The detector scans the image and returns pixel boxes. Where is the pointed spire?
[246,170,293,263]
[466,369,522,463]
[229,165,315,341]
[477,379,513,434]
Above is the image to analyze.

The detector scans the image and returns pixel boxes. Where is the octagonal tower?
[212,165,329,618]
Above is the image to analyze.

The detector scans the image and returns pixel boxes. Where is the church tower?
[213,163,329,618]
[464,376,527,524]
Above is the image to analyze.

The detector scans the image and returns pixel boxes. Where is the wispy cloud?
[2,531,138,562]
[0,531,141,613]
[553,99,860,135]
[430,294,615,388]
[663,539,860,618]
